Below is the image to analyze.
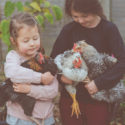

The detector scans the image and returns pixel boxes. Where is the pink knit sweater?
[4,50,58,121]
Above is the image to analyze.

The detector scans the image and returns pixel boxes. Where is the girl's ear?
[10,37,16,45]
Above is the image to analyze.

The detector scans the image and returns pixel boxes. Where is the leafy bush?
[0,0,63,50]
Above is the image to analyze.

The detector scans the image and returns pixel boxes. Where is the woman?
[51,0,125,124]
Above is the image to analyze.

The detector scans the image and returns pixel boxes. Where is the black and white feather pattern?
[77,40,125,103]
[54,51,88,94]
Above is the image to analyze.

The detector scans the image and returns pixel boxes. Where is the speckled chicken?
[76,40,125,103]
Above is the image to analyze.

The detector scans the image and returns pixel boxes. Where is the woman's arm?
[51,23,74,86]
[51,23,74,58]
[94,24,125,90]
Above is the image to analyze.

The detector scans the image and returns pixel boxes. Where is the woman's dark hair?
[65,0,106,19]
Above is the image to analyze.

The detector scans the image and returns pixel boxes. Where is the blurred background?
[0,0,125,61]
[0,0,125,124]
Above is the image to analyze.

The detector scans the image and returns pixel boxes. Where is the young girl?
[51,0,125,125]
[4,12,58,125]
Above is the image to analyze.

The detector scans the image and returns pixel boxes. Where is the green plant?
[0,0,63,50]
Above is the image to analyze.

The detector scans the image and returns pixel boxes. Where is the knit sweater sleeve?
[51,23,74,58]
[27,77,58,100]
[94,23,125,90]
[51,23,74,86]
[4,50,41,84]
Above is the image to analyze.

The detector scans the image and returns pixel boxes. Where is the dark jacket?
[51,19,125,103]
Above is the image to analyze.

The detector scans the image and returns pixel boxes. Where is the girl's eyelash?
[82,15,88,17]
[24,40,29,43]
[23,36,39,42]
[33,37,38,40]
[33,36,39,40]
[73,16,78,18]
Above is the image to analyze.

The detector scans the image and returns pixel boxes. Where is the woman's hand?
[61,75,73,84]
[84,80,98,95]
[13,83,31,94]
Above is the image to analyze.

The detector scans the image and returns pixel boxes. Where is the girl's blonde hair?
[9,12,42,44]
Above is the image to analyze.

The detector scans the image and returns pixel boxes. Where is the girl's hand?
[13,83,31,94]
[61,75,73,85]
[41,72,54,85]
[84,80,98,95]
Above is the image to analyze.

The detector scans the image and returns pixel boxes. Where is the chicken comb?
[73,57,82,68]
[37,52,45,64]
[72,43,82,53]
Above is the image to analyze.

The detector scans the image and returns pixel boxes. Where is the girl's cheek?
[21,48,27,53]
